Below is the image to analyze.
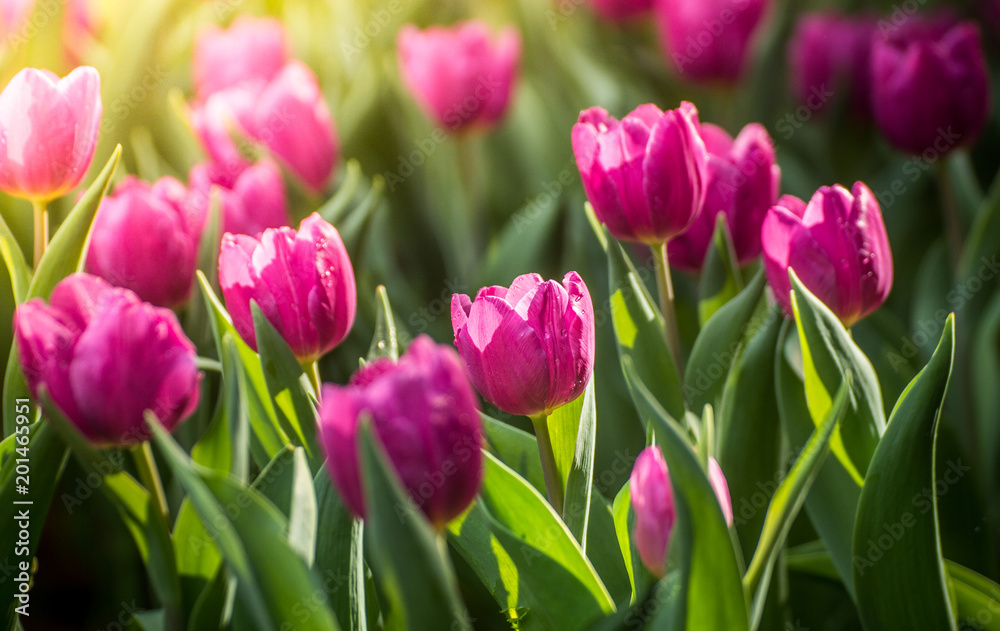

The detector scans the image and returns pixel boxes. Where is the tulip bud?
[318,335,484,529]
[189,160,290,237]
[397,21,521,132]
[193,16,289,99]
[14,274,201,446]
[218,213,356,363]
[630,448,733,577]
[451,272,594,417]
[85,176,202,308]
[872,21,991,155]
[668,122,779,270]
[761,182,892,327]
[572,102,708,244]
[0,66,101,201]
[589,0,654,22]
[656,0,771,83]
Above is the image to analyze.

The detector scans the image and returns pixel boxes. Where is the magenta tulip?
[572,102,708,244]
[317,335,484,529]
[14,274,201,446]
[85,176,203,308]
[761,182,893,326]
[872,21,991,155]
[668,121,779,270]
[189,159,290,236]
[193,16,289,99]
[451,272,594,417]
[655,0,771,83]
[0,66,101,201]
[589,0,654,22]
[397,21,521,132]
[218,213,356,363]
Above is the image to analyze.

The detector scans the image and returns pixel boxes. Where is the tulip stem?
[530,413,564,514]
[134,442,170,523]
[654,243,684,378]
[31,200,48,269]
[936,160,965,267]
[304,361,322,400]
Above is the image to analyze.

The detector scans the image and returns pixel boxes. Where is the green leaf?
[196,188,222,287]
[853,316,957,631]
[562,378,597,548]
[366,285,399,361]
[585,491,632,605]
[947,561,1000,631]
[605,231,685,422]
[0,211,29,303]
[358,421,471,631]
[611,482,655,605]
[319,160,364,226]
[478,190,561,289]
[697,215,744,326]
[251,446,318,566]
[339,175,385,250]
[481,413,545,494]
[685,270,766,414]
[622,356,749,631]
[314,466,367,631]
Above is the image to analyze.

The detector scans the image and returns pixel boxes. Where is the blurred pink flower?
[193,16,289,100]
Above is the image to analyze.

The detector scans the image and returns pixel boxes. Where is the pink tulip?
[761,182,893,326]
[0,66,101,201]
[193,16,289,99]
[668,122,779,271]
[85,176,203,308]
[451,272,594,417]
[218,213,356,363]
[318,335,484,529]
[14,273,201,446]
[397,21,521,132]
[572,102,708,244]
[189,159,290,236]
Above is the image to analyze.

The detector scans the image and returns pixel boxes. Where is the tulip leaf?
[853,315,957,631]
[947,561,1000,631]
[339,175,385,250]
[314,466,368,631]
[195,188,223,287]
[366,285,399,361]
[481,412,545,493]
[478,189,561,289]
[357,421,472,631]
[173,498,223,622]
[251,302,319,467]
[611,482,655,605]
[561,378,597,549]
[605,231,685,423]
[685,269,766,415]
[972,291,1000,516]
[319,160,364,226]
[148,414,340,631]
[251,446,317,566]
[789,270,886,485]
[698,215,744,326]
[622,356,750,631]
[191,386,234,477]
[0,212,28,303]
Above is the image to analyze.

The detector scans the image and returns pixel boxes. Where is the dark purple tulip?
[761,182,893,326]
[189,159,290,237]
[14,274,201,446]
[317,335,484,529]
[452,272,595,418]
[872,21,991,155]
[572,102,708,244]
[668,122,779,271]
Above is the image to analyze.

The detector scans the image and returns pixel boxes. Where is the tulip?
[14,273,201,446]
[192,61,338,193]
[218,212,356,363]
[0,66,101,201]
[85,176,203,308]
[668,122,779,271]
[189,159,290,237]
[872,21,990,155]
[451,272,595,418]
[193,16,289,99]
[397,21,521,132]
[655,0,771,83]
[761,182,892,327]
[317,335,484,529]
[788,12,878,117]
[572,102,708,245]
[630,447,733,577]
[589,0,654,22]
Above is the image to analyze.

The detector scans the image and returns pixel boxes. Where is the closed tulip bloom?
[318,335,484,529]
[193,16,289,99]
[0,66,101,201]
[573,102,708,244]
[189,159,290,236]
[761,182,892,327]
[218,212,356,363]
[397,21,521,132]
[708,457,733,526]
[656,0,771,83]
[668,122,779,270]
[872,21,990,155]
[85,176,202,308]
[14,274,201,446]
[589,0,654,22]
[451,272,594,417]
